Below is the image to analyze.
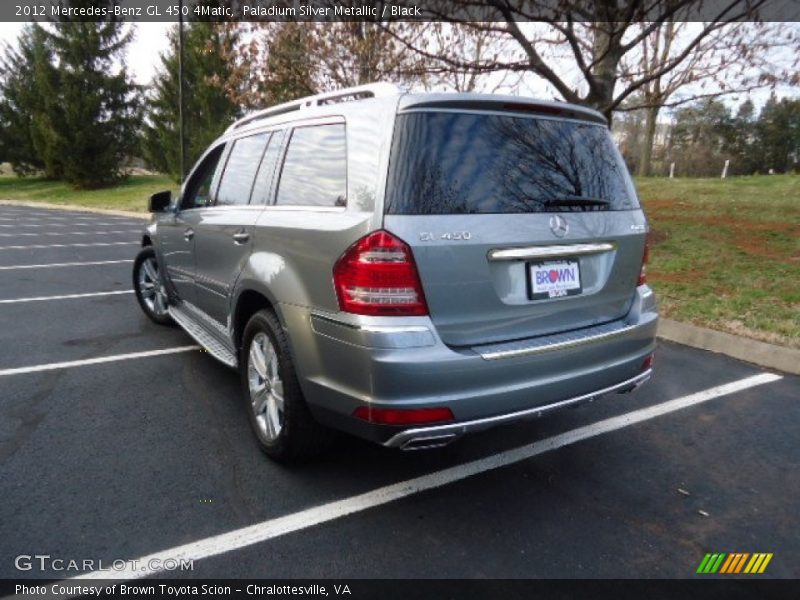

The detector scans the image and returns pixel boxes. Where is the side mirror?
[148,190,172,213]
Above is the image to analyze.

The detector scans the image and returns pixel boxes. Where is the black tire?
[241,309,332,462]
[133,246,173,326]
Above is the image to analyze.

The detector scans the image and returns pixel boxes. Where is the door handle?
[232,231,250,244]
[183,228,194,241]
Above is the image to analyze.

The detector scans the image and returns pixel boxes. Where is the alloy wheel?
[137,256,169,318]
[247,332,285,442]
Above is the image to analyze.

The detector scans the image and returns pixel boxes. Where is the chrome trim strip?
[310,313,436,349]
[311,313,430,335]
[488,243,615,261]
[181,204,345,213]
[196,205,265,212]
[262,205,346,213]
[354,324,430,334]
[383,370,652,449]
[478,321,639,360]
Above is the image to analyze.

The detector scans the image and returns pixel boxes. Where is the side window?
[251,130,286,206]
[182,145,224,210]
[216,133,269,206]
[276,124,347,207]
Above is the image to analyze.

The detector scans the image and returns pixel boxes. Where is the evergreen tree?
[666,95,800,176]
[756,94,800,173]
[670,100,733,177]
[41,13,141,188]
[142,23,241,181]
[727,100,758,175]
[0,25,55,176]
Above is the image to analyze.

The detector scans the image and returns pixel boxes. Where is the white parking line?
[64,372,781,581]
[0,346,200,377]
[0,290,133,304]
[0,241,137,250]
[0,220,132,226]
[0,259,133,270]
[0,217,123,222]
[0,213,136,218]
[0,230,140,237]
[0,222,126,228]
[0,208,135,218]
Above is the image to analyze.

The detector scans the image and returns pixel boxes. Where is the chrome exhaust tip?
[400,433,458,451]
[617,370,652,394]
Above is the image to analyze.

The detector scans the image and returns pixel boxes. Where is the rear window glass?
[385,112,638,214]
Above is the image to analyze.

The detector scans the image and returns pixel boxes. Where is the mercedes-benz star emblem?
[549,215,569,238]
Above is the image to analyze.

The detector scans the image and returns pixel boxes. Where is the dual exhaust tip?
[400,433,459,451]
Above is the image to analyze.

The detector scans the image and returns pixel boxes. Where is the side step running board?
[169,303,238,368]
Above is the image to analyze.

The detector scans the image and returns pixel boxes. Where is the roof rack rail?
[227,82,403,132]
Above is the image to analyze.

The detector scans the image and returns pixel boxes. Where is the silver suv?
[133,83,658,461]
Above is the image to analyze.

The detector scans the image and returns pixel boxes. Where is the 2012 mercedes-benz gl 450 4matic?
[133,83,657,462]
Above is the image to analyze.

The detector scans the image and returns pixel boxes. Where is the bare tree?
[426,23,520,92]
[308,22,430,89]
[389,0,800,120]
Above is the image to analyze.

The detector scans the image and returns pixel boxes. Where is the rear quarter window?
[385,112,639,214]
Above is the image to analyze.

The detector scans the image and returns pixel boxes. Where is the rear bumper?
[281,285,658,446]
[383,368,651,449]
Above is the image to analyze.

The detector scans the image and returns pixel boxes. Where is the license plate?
[529,260,582,300]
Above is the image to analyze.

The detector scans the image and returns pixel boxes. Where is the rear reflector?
[353,406,454,425]
[642,354,654,371]
[333,230,428,316]
[638,238,650,286]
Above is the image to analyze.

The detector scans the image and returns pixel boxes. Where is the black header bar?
[3,0,799,23]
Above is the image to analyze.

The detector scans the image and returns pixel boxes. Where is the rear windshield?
[385,112,639,214]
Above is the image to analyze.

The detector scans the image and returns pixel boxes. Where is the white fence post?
[721,159,730,179]
[669,162,675,179]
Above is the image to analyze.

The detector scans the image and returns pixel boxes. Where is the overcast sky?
[0,22,795,115]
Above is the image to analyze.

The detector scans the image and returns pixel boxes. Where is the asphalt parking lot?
[1,204,798,581]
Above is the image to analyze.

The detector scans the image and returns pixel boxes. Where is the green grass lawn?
[637,175,799,348]
[0,174,175,213]
[0,172,797,347]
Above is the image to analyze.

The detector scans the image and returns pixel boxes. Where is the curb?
[658,318,799,376]
[0,199,149,220]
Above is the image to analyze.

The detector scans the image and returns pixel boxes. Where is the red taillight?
[353,406,454,425]
[333,230,428,316]
[637,239,650,286]
[642,353,654,371]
